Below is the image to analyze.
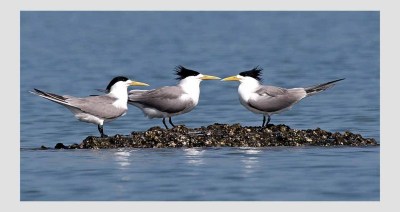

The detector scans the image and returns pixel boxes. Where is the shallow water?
[20,11,379,201]
[21,147,379,201]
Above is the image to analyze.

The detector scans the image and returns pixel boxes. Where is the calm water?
[20,12,380,201]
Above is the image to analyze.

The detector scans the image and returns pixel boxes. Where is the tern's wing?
[248,86,306,113]
[128,86,193,113]
[30,89,125,119]
[255,85,288,97]
[67,95,126,119]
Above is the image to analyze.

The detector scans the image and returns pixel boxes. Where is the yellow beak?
[221,76,240,81]
[200,75,221,80]
[130,81,150,86]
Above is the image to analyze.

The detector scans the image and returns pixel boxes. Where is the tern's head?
[106,76,149,94]
[221,66,263,85]
[175,65,220,84]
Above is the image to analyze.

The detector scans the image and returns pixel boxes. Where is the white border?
[3,0,397,211]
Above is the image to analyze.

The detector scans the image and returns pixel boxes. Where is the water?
[21,147,379,201]
[20,12,380,201]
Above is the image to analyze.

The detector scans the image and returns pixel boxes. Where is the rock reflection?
[184,148,205,166]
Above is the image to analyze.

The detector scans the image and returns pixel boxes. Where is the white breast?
[112,98,128,110]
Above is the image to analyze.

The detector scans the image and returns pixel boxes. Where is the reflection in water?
[239,148,261,176]
[184,148,205,166]
[114,149,132,169]
[112,149,134,195]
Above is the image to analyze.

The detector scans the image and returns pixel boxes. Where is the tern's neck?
[178,77,201,96]
[109,86,129,109]
[238,79,261,101]
[109,86,128,101]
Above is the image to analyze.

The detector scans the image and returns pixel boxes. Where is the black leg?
[262,115,272,128]
[98,124,108,138]
[169,117,175,128]
[266,115,271,126]
[162,118,169,129]
[262,115,266,127]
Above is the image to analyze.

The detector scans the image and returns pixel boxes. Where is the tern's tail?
[304,78,345,97]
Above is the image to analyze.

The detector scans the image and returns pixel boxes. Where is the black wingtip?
[328,78,346,84]
[30,88,68,102]
[305,78,345,95]
[31,88,45,95]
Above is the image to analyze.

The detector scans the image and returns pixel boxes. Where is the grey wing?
[255,85,288,97]
[128,86,192,113]
[249,86,306,112]
[67,95,125,119]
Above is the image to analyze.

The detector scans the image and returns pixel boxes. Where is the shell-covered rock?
[53,123,378,149]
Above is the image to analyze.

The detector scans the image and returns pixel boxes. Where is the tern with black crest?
[128,65,220,129]
[222,66,344,127]
[30,76,149,137]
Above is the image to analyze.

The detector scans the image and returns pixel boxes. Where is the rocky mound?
[48,123,378,149]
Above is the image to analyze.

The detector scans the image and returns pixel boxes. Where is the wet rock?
[40,145,50,150]
[55,142,79,149]
[54,143,67,149]
[51,123,378,149]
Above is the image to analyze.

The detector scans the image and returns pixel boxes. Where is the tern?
[222,66,344,127]
[128,65,220,129]
[30,76,149,137]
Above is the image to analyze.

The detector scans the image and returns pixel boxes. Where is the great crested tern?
[30,76,149,137]
[222,67,345,127]
[128,65,220,129]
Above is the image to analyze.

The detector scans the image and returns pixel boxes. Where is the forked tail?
[305,78,345,96]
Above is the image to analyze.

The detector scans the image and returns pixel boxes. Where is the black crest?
[106,76,129,91]
[239,66,263,81]
[175,65,200,80]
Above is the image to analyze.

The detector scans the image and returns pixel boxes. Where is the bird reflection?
[239,148,261,176]
[114,149,132,169]
[184,148,205,166]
